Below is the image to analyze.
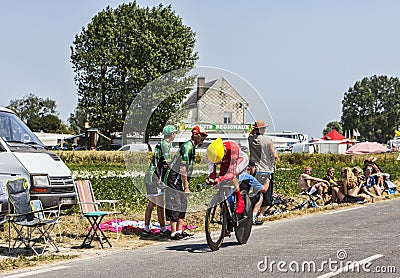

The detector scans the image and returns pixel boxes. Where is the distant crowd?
[298,156,397,205]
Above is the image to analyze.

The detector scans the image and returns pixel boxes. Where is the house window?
[223,112,232,124]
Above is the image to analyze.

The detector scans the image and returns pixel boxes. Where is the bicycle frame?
[291,190,320,211]
[213,185,237,230]
[205,182,252,251]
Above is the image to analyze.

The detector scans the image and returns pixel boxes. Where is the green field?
[62,151,400,213]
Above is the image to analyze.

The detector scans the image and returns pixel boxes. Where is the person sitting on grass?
[363,156,389,191]
[238,160,267,225]
[298,166,330,200]
[360,165,384,200]
[331,167,370,204]
[322,167,338,204]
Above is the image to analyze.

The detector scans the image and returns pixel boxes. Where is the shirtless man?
[298,166,329,197]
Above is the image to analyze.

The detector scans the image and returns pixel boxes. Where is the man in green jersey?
[165,125,207,240]
[142,125,177,237]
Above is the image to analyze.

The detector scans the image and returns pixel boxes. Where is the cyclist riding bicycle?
[206,138,249,215]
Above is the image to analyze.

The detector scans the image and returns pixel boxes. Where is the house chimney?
[197,76,205,100]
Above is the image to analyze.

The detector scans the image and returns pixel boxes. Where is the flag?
[353,129,360,137]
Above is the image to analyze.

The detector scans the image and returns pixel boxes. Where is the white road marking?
[325,206,365,214]
[316,254,384,278]
[3,265,70,278]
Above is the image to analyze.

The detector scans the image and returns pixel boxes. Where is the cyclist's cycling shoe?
[224,231,231,237]
[235,190,245,214]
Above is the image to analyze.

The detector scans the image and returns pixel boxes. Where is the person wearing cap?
[164,125,207,240]
[298,166,329,197]
[238,160,267,225]
[206,137,249,215]
[142,125,177,237]
[248,120,278,217]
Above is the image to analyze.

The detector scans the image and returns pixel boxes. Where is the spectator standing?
[142,125,177,237]
[165,125,207,240]
[248,120,278,217]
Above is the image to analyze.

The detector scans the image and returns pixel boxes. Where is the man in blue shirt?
[238,160,268,225]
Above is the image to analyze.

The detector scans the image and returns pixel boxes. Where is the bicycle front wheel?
[235,190,253,244]
[205,195,227,251]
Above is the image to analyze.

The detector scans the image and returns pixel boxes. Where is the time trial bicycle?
[204,181,253,251]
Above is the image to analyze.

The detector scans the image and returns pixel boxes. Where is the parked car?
[46,145,62,151]
[73,146,87,151]
[96,143,122,151]
[118,143,152,152]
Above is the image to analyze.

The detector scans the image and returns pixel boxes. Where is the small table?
[81,211,112,248]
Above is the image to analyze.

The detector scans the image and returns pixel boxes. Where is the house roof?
[184,79,218,106]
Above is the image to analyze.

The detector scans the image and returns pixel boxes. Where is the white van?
[0,107,76,209]
[291,142,315,154]
[118,143,151,152]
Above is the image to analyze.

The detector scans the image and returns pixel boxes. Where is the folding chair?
[74,180,120,248]
[6,178,60,256]
[0,203,7,226]
[0,184,8,226]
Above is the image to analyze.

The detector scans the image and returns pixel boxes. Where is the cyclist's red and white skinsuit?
[207,140,248,214]
[207,140,249,183]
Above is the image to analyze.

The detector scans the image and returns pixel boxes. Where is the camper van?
[265,131,308,151]
[0,107,76,209]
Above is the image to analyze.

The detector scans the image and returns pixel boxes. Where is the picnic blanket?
[99,219,197,234]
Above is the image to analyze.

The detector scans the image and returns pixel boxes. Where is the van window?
[0,111,42,145]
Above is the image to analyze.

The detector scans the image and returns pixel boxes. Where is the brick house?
[183,76,249,125]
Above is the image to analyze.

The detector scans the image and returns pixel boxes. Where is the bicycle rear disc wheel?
[235,191,253,244]
[205,196,227,251]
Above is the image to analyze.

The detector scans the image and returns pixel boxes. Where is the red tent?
[321,130,346,140]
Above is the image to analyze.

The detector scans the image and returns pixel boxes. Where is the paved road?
[2,199,400,278]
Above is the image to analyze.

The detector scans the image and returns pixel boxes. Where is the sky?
[1,0,400,138]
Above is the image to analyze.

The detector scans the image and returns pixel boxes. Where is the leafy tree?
[322,121,343,136]
[28,115,61,133]
[70,2,198,140]
[7,93,72,133]
[341,75,400,143]
[68,106,87,134]
[7,93,58,123]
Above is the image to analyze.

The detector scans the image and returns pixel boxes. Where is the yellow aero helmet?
[207,138,224,163]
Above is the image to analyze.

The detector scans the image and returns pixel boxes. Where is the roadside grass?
[1,151,399,272]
